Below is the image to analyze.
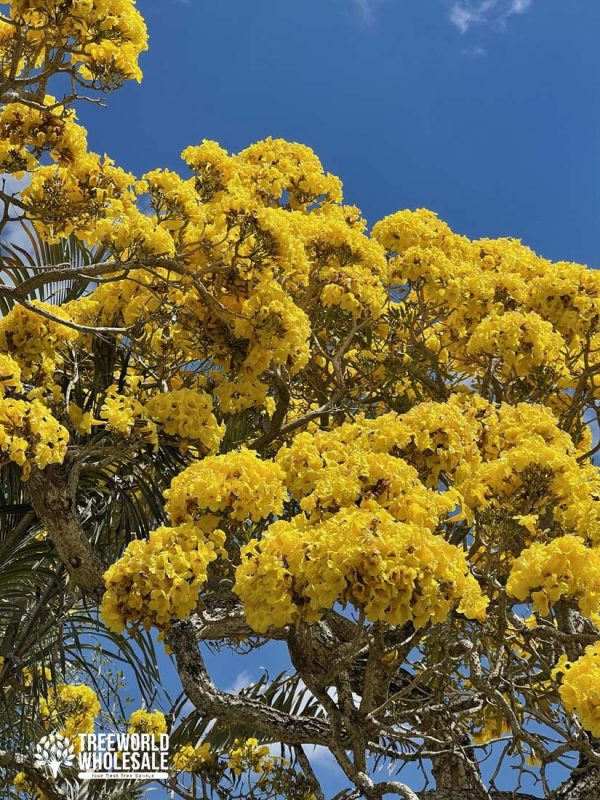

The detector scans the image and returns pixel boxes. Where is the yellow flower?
[0,398,69,479]
[555,643,600,736]
[228,737,271,776]
[507,536,600,617]
[128,709,167,737]
[172,742,213,772]
[235,505,487,633]
[146,388,224,453]
[39,683,100,747]
[165,447,286,528]
[101,524,225,633]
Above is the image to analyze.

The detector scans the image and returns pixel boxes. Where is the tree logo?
[33,733,75,778]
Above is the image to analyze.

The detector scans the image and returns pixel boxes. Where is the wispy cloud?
[353,0,373,22]
[352,0,381,25]
[0,173,31,254]
[449,0,532,34]
[307,745,339,769]
[348,0,532,36]
[226,670,254,694]
[462,44,487,58]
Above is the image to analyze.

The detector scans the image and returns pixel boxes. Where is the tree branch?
[27,462,105,598]
[167,619,330,746]
[0,750,67,800]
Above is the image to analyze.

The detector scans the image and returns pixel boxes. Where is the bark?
[167,619,331,746]
[179,610,600,800]
[429,734,487,799]
[554,765,600,800]
[192,596,288,642]
[27,462,105,599]
[419,777,600,800]
[19,464,600,800]
[420,793,540,800]
[0,750,67,800]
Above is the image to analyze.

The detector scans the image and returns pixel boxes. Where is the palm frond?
[170,670,324,752]
[0,220,108,310]
[0,225,174,760]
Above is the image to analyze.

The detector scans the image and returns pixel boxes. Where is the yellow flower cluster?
[373,208,600,395]
[91,202,176,257]
[8,0,148,86]
[68,403,94,435]
[12,771,46,799]
[386,395,489,485]
[529,261,600,340]
[303,204,388,318]
[100,523,225,633]
[22,154,139,245]
[172,742,213,773]
[165,448,286,530]
[461,442,567,512]
[228,737,272,776]
[226,278,311,403]
[506,536,600,617]
[275,419,458,523]
[458,426,600,543]
[0,101,88,176]
[235,505,487,633]
[372,207,453,256]
[39,683,100,743]
[554,643,600,736]
[466,311,567,382]
[146,388,224,452]
[0,398,69,478]
[127,709,167,737]
[0,301,78,383]
[215,377,270,415]
[181,140,234,199]
[471,699,513,745]
[101,449,285,632]
[237,138,343,209]
[0,353,22,396]
[100,386,157,444]
[140,165,205,213]
[384,398,600,546]
[101,447,288,632]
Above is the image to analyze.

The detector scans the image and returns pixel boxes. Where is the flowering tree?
[1,2,600,799]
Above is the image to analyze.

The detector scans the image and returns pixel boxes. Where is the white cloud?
[227,670,254,694]
[510,0,532,11]
[449,0,532,33]
[307,745,338,769]
[462,44,487,57]
[352,0,384,25]
[354,0,374,21]
[0,173,32,256]
[348,0,532,36]
[449,5,478,33]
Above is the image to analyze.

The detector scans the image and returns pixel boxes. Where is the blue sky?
[78,1,600,796]
[78,0,600,268]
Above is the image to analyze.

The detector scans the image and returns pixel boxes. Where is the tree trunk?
[27,462,105,598]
